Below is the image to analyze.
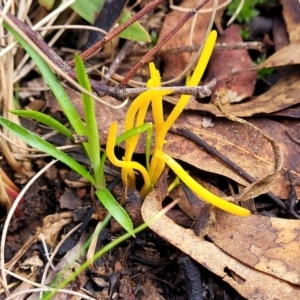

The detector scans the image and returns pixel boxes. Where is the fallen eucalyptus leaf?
[207,209,300,285]
[141,174,300,299]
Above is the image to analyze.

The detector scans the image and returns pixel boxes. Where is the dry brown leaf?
[207,209,300,285]
[258,42,300,69]
[5,211,73,271]
[280,0,300,43]
[39,211,73,248]
[141,174,300,299]
[17,255,43,272]
[272,16,289,51]
[213,96,283,202]
[139,279,166,300]
[59,190,82,210]
[257,0,300,68]
[219,67,300,116]
[158,0,224,80]
[158,0,205,80]
[164,67,300,117]
[271,106,300,118]
[206,24,256,103]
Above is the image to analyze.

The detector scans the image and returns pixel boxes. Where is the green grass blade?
[0,117,95,185]
[3,22,87,137]
[10,110,73,139]
[115,122,153,145]
[95,189,134,234]
[74,54,103,188]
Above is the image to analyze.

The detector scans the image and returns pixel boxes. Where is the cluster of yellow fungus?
[106,31,251,217]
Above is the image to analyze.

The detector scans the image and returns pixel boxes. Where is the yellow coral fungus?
[105,30,251,217]
[150,30,218,184]
[121,89,172,189]
[155,150,251,216]
[148,62,164,134]
[107,122,151,197]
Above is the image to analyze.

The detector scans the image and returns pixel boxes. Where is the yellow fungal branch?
[149,30,217,185]
[157,30,217,150]
[148,62,164,134]
[121,89,172,189]
[106,122,151,197]
[155,150,251,217]
[105,30,251,216]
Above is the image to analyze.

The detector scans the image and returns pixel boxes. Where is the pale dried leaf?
[213,95,283,201]
[280,0,300,43]
[141,175,300,299]
[206,24,256,103]
[39,211,73,248]
[258,43,300,69]
[208,210,300,285]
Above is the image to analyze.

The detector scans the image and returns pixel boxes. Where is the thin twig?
[0,7,128,108]
[119,0,209,87]
[38,233,56,271]
[1,4,217,102]
[90,41,264,60]
[169,0,231,13]
[113,79,216,99]
[40,223,83,288]
[68,0,165,66]
[140,41,263,55]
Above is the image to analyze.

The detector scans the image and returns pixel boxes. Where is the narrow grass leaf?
[95,189,134,234]
[10,110,73,139]
[74,54,103,187]
[0,117,95,185]
[3,22,87,137]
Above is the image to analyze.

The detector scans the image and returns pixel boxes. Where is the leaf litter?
[2,0,300,299]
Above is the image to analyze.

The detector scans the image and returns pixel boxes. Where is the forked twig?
[119,0,209,87]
